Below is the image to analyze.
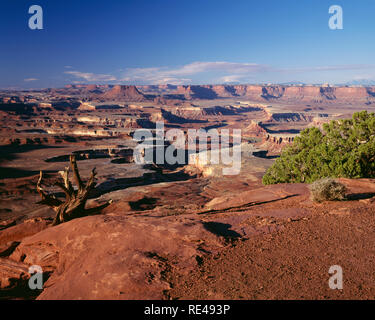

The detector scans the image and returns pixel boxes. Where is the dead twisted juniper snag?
[36,155,112,226]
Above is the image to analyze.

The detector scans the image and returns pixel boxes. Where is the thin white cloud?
[278,64,375,73]
[119,61,270,84]
[24,78,38,82]
[163,61,269,75]
[119,67,192,84]
[63,62,375,85]
[64,71,116,82]
[216,74,253,83]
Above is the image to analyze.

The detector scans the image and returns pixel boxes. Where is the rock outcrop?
[101,85,148,102]
[0,218,50,248]
[0,258,30,290]
[9,214,225,299]
[146,84,375,104]
[2,178,375,299]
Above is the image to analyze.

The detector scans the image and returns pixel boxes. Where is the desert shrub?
[263,111,375,184]
[309,178,347,202]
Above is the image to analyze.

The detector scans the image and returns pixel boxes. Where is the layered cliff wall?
[26,84,375,104]
[162,85,375,104]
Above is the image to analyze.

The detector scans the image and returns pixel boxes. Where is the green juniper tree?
[262,111,375,185]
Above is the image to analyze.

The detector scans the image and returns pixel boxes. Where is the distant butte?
[100,85,148,102]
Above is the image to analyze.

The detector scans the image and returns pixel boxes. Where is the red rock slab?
[0,218,50,247]
[204,183,309,211]
[0,219,17,231]
[339,178,375,195]
[10,214,225,300]
[0,241,20,257]
[0,257,30,289]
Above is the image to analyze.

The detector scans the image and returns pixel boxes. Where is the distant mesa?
[100,85,148,102]
[176,85,236,99]
[151,84,375,103]
[4,83,375,105]
[33,83,375,105]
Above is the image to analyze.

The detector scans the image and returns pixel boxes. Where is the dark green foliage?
[262,111,375,184]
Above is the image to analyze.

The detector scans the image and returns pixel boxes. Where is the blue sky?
[1,0,375,88]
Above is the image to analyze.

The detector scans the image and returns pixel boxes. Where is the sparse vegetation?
[263,111,375,184]
[36,155,112,225]
[309,178,347,202]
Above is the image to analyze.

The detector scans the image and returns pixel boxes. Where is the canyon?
[1,84,375,299]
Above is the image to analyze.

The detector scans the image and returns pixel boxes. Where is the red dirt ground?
[168,198,375,300]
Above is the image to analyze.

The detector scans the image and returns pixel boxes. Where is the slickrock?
[0,218,50,247]
[0,241,20,257]
[205,184,309,211]
[10,214,225,300]
[0,258,30,289]
[0,219,16,231]
[3,178,375,299]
